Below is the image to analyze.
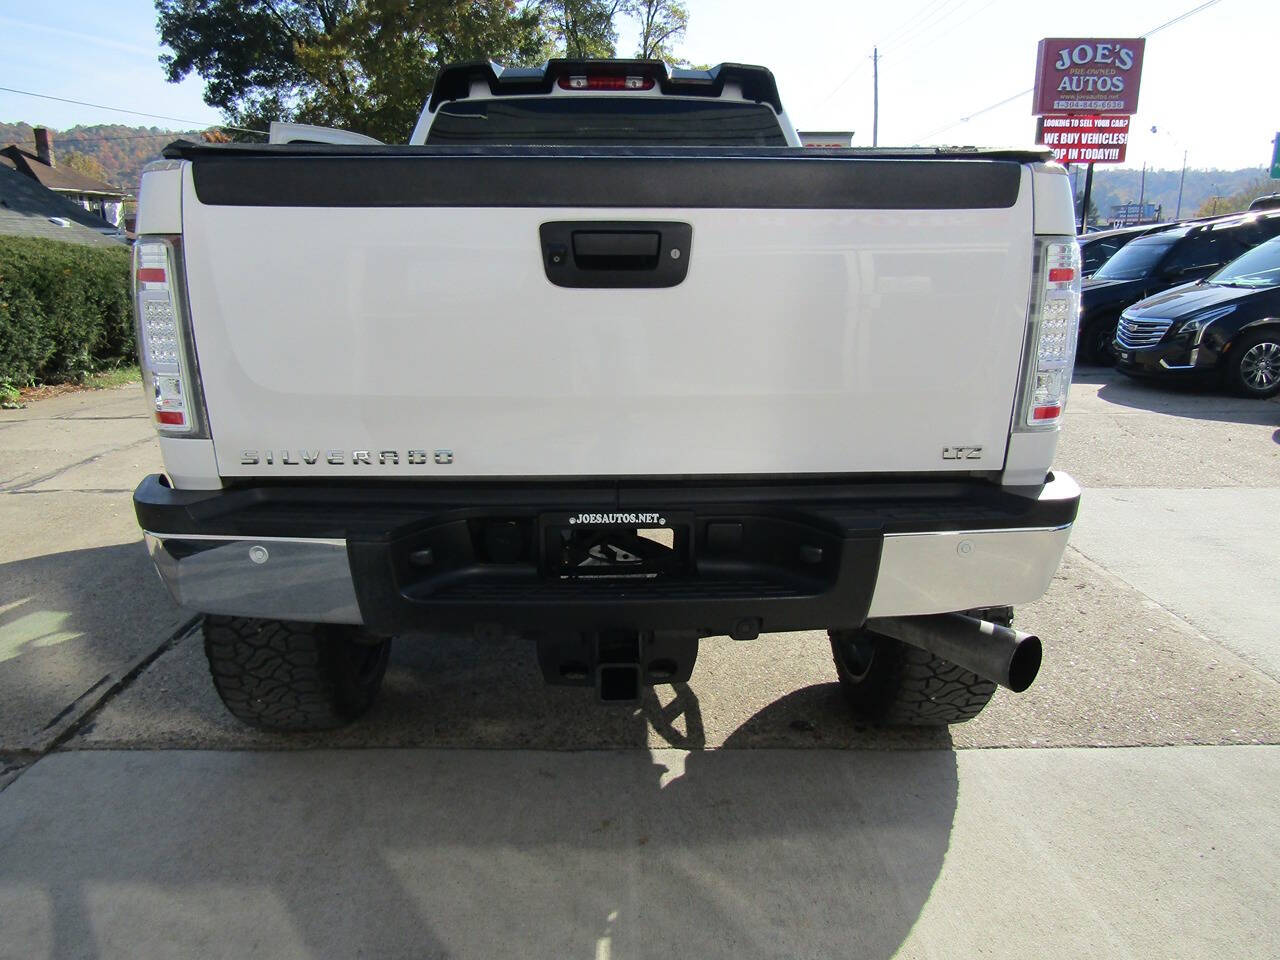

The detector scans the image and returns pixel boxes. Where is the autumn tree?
[156,0,548,141]
[157,0,700,140]
[1194,176,1275,217]
[62,151,113,185]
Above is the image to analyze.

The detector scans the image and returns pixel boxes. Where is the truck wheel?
[828,607,1010,726]
[1226,330,1280,398]
[203,616,391,731]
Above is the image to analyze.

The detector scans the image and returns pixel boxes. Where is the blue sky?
[1,0,1273,171]
[0,3,224,130]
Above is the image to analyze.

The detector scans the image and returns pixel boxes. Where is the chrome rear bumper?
[139,472,1080,631]
[144,533,362,624]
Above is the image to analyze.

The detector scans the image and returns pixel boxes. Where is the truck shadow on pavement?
[1,713,960,960]
[77,624,953,752]
[2,546,961,956]
[1078,364,1280,426]
[0,540,186,757]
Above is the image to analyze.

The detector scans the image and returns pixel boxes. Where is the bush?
[0,236,133,386]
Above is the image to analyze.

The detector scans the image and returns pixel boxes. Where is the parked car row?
[1113,236,1280,398]
[1076,211,1280,378]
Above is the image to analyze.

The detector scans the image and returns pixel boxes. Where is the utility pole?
[872,46,879,147]
[1175,150,1187,219]
[1138,162,1147,219]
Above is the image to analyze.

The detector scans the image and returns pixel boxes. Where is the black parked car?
[1113,235,1280,398]
[1078,224,1160,278]
[1077,211,1280,363]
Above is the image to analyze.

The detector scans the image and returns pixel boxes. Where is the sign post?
[1271,133,1280,179]
[1080,164,1094,236]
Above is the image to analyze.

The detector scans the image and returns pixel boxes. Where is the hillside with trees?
[1078,166,1273,223]
[0,123,202,192]
[1191,176,1278,217]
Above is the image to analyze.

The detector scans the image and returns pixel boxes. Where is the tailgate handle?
[540,221,692,289]
[572,231,660,267]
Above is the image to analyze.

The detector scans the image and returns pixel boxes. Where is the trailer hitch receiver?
[536,629,699,702]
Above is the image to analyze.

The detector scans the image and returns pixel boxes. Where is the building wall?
[69,194,122,227]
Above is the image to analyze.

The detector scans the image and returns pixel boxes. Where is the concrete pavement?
[0,388,183,771]
[1,371,1278,959]
[0,745,1274,960]
[1071,487,1280,680]
[1058,367,1280,488]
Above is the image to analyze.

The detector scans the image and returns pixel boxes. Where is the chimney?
[34,127,54,167]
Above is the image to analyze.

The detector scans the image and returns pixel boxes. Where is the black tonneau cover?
[163,141,1051,211]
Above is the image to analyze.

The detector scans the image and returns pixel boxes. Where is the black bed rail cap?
[161,140,1053,165]
[427,59,785,114]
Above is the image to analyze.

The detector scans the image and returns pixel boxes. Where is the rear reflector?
[557,74,654,91]
[156,410,185,425]
[1032,405,1062,421]
[138,267,166,283]
[1047,267,1075,283]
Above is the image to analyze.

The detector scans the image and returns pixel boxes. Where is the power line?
[879,0,952,50]
[818,0,953,107]
[818,56,872,106]
[909,0,1227,143]
[880,0,1004,66]
[915,87,1033,141]
[1143,0,1224,37]
[0,85,263,135]
[879,0,973,60]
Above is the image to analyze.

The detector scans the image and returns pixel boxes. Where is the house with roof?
[0,163,126,248]
[0,128,130,228]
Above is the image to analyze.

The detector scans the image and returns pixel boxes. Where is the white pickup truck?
[132,59,1082,730]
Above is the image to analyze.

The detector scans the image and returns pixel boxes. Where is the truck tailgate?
[177,149,1035,479]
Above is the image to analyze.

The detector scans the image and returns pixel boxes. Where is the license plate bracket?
[540,512,693,580]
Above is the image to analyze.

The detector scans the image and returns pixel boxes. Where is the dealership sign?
[1033,38,1145,115]
[1035,115,1129,164]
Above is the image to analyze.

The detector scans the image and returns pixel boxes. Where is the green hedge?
[0,236,134,386]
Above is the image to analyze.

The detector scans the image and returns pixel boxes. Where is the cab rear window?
[426,97,788,147]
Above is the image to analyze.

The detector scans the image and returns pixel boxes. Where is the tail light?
[134,237,207,436]
[557,74,654,91]
[1016,237,1081,429]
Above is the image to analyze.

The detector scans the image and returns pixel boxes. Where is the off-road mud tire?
[203,616,391,731]
[828,607,1012,726]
